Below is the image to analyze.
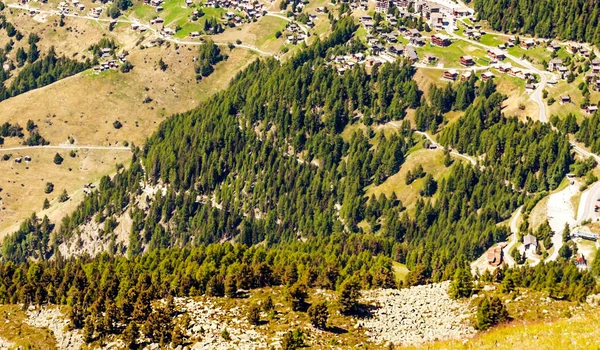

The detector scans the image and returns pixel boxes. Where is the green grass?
[392,261,410,283]
[175,22,203,38]
[131,3,157,21]
[479,33,507,47]
[507,45,551,68]
[417,39,487,67]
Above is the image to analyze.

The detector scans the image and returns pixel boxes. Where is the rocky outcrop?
[360,281,475,346]
[25,306,84,350]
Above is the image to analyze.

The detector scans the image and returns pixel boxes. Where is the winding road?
[502,206,522,267]
[7,3,275,56]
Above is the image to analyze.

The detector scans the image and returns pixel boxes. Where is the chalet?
[579,48,590,58]
[521,39,535,49]
[591,60,600,73]
[547,58,563,72]
[366,57,383,67]
[487,246,503,267]
[360,15,373,23]
[409,37,425,46]
[443,69,458,81]
[498,44,506,50]
[560,95,571,104]
[388,45,404,56]
[407,28,420,38]
[459,55,474,66]
[430,13,444,29]
[189,31,200,37]
[353,52,365,61]
[431,34,451,47]
[508,36,516,44]
[571,231,598,241]
[546,42,559,52]
[487,49,505,61]
[131,23,140,30]
[585,105,598,115]
[371,44,384,55]
[584,72,597,82]
[14,157,22,164]
[481,72,494,81]
[24,156,31,162]
[525,83,535,90]
[523,234,537,252]
[186,0,192,5]
[405,45,418,62]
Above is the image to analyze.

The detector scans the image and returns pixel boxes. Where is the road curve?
[502,206,522,267]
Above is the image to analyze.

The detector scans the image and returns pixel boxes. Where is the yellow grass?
[0,148,131,237]
[365,148,450,212]
[495,73,538,120]
[406,308,600,350]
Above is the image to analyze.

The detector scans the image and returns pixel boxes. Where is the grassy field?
[0,148,131,237]
[417,39,488,67]
[546,74,600,119]
[407,307,600,350]
[479,33,507,47]
[495,72,538,120]
[210,15,288,53]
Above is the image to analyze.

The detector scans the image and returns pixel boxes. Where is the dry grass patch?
[0,148,131,238]
[210,15,288,54]
[0,305,57,349]
[365,148,451,212]
[0,45,257,146]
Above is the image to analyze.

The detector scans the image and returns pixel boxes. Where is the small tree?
[247,303,261,325]
[263,296,274,312]
[42,198,50,209]
[58,189,69,202]
[224,273,237,298]
[44,182,54,194]
[122,322,139,349]
[288,282,308,311]
[307,301,328,329]
[475,296,509,330]
[448,268,473,299]
[281,328,304,350]
[338,276,361,314]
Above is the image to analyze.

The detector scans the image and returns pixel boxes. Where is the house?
[566,44,579,55]
[521,39,535,49]
[459,55,474,66]
[131,23,140,30]
[548,58,563,72]
[546,42,559,52]
[523,234,537,252]
[24,156,31,162]
[481,72,494,81]
[525,83,535,90]
[431,34,451,47]
[388,44,404,56]
[371,44,384,55]
[461,71,472,81]
[560,95,571,104]
[443,69,458,81]
[189,31,200,37]
[405,45,418,62]
[426,55,437,64]
[584,72,597,82]
[487,49,505,61]
[591,60,600,73]
[409,37,425,46]
[487,246,503,267]
[407,28,420,38]
[585,105,598,115]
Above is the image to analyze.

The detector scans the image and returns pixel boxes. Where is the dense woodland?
[0,14,598,346]
[474,0,600,46]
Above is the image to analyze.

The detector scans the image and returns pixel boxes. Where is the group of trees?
[194,40,226,81]
[0,46,91,103]
[474,0,600,46]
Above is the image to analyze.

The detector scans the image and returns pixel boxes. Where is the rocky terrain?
[0,338,14,350]
[360,281,475,347]
[25,306,84,350]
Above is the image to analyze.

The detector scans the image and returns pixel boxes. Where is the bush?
[113,120,123,129]
[307,301,328,329]
[448,268,473,299]
[281,328,304,350]
[247,303,261,325]
[338,276,361,314]
[53,153,63,165]
[44,182,54,194]
[58,189,69,203]
[287,282,308,311]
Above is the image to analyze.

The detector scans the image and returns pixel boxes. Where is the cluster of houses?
[92,50,126,74]
[204,0,267,21]
[284,23,307,45]
[55,0,86,14]
[373,0,473,31]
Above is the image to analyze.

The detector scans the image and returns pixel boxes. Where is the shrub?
[474,296,509,330]
[307,301,328,329]
[53,153,63,165]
